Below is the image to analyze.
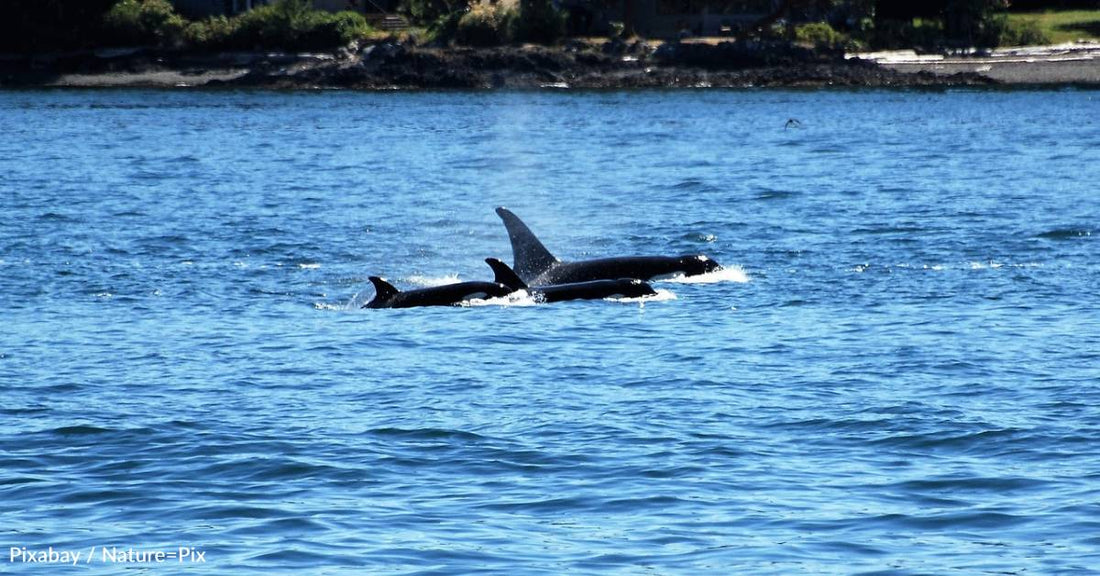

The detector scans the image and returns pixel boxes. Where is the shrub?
[182,16,241,49]
[512,0,565,44]
[102,0,187,46]
[794,22,846,48]
[189,0,370,51]
[401,0,469,27]
[993,16,1051,46]
[303,11,373,49]
[456,1,515,47]
[426,10,466,44]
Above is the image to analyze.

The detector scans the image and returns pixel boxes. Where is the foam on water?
[612,288,678,303]
[462,291,538,307]
[661,265,750,284]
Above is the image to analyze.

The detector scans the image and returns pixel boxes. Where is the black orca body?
[486,258,657,303]
[363,276,514,309]
[495,207,721,286]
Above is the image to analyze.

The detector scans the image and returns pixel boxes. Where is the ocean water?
[1,88,1098,574]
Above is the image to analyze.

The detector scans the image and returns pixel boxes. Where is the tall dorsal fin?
[368,276,400,303]
[485,258,527,290]
[495,207,559,282]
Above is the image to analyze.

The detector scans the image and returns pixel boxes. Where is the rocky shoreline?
[5,39,1086,90]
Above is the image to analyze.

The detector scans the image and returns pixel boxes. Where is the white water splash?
[461,291,538,307]
[407,274,462,287]
[661,266,749,284]
[969,261,1004,270]
[612,288,678,303]
[319,289,375,311]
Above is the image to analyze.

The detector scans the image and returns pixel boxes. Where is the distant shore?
[3,40,1098,90]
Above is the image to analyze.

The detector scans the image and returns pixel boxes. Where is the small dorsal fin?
[368,276,400,303]
[495,207,559,282]
[485,258,527,290]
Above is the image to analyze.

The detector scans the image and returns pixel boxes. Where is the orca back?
[537,278,657,302]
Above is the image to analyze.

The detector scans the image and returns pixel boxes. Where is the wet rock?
[653,39,833,69]
[601,38,627,55]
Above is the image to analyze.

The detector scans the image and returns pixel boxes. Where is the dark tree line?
[0,0,119,52]
[1,0,1095,53]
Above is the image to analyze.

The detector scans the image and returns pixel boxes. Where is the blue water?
[1,88,1099,574]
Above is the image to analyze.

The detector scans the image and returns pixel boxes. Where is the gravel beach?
[853,42,1100,85]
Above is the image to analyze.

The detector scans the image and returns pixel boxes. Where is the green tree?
[399,0,470,26]
[102,0,188,47]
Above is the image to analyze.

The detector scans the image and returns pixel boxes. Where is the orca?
[495,207,721,286]
[486,258,657,302]
[363,274,514,309]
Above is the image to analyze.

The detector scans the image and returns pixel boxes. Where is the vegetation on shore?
[1,0,1097,55]
[1005,10,1100,44]
[1,0,373,53]
[447,0,566,46]
[789,3,1100,51]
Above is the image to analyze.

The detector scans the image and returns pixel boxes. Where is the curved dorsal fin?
[495,207,559,282]
[485,258,527,290]
[368,276,400,303]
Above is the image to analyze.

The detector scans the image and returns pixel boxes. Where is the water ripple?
[1,89,1097,575]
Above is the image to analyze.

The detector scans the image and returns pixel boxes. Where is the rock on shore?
[1,40,999,90]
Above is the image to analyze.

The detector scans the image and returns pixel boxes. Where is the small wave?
[969,261,1004,270]
[852,226,927,235]
[754,189,800,200]
[682,232,718,243]
[49,425,112,436]
[38,212,78,223]
[297,263,321,269]
[369,427,486,440]
[1037,228,1091,240]
[661,266,749,284]
[671,178,716,192]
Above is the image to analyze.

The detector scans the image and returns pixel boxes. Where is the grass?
[1006,10,1100,44]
